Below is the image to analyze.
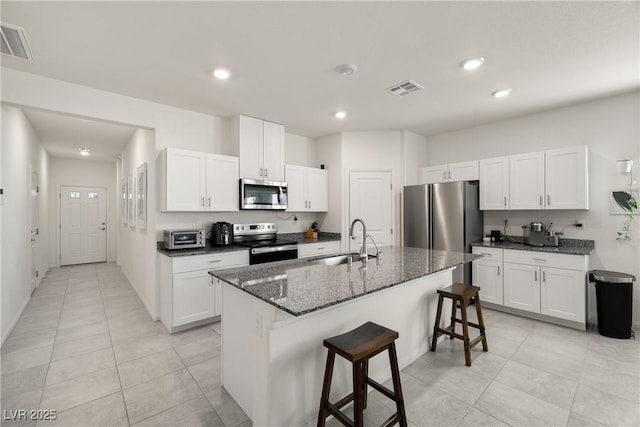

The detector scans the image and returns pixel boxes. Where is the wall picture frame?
[610,188,640,215]
[128,174,135,227]
[121,177,128,222]
[136,163,147,229]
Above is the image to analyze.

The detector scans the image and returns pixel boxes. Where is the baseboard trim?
[1,297,30,346]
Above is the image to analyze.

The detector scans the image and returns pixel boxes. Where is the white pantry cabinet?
[159,148,239,212]
[472,247,503,305]
[297,241,341,259]
[419,161,479,184]
[479,157,509,210]
[233,115,285,181]
[158,250,249,332]
[285,165,328,212]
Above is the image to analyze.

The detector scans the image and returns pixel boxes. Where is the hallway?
[1,263,249,426]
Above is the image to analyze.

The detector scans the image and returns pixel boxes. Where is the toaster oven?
[164,229,206,250]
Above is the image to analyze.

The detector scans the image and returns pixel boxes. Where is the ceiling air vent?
[386,80,424,96]
[1,22,33,60]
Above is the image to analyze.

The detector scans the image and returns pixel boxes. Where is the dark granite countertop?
[278,232,341,244]
[157,241,248,257]
[209,246,480,317]
[470,236,594,256]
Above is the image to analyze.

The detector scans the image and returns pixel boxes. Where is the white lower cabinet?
[159,250,249,332]
[297,241,341,259]
[472,247,589,329]
[503,262,541,313]
[540,267,585,322]
[472,247,503,304]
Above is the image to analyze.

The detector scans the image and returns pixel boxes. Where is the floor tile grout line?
[36,269,70,414]
[97,265,133,427]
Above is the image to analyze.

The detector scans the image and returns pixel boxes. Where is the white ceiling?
[2,1,639,140]
[22,109,138,162]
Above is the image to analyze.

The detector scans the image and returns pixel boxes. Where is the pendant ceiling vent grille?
[385,80,424,96]
[1,22,33,60]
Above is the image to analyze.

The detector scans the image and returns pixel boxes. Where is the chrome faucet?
[349,218,368,263]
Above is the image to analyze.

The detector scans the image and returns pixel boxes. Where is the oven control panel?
[234,223,277,237]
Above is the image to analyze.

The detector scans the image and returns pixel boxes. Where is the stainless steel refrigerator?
[403,181,483,284]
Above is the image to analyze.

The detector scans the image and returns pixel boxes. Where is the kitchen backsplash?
[156,211,328,241]
[484,210,590,240]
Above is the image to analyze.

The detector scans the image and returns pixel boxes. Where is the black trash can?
[589,270,636,339]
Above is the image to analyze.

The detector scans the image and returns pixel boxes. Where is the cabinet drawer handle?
[547,195,551,206]
[264,168,268,177]
[259,168,263,176]
[504,196,507,207]
[209,259,222,263]
[542,271,546,282]
[447,170,452,180]
[480,252,492,256]
[443,171,447,180]
[497,266,500,276]
[533,258,547,262]
[317,247,325,250]
[539,195,542,206]
[201,197,205,207]
[534,270,538,281]
[208,197,211,207]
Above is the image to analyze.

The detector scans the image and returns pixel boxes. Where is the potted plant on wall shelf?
[614,159,638,240]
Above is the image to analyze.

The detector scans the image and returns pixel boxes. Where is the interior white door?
[348,171,392,249]
[60,186,107,266]
[30,169,39,292]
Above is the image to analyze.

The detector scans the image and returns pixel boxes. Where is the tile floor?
[2,262,639,427]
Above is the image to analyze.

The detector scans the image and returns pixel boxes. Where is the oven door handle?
[251,246,298,255]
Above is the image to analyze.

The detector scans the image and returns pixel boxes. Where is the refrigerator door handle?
[428,186,433,249]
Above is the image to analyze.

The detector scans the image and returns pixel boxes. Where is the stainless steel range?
[233,223,298,265]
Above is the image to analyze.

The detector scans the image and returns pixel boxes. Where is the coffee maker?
[211,222,233,246]
[523,222,559,247]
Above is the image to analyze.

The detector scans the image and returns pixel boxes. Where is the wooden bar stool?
[430,283,488,367]
[317,321,407,427]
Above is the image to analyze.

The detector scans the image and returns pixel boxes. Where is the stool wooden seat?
[431,283,488,367]
[318,322,407,427]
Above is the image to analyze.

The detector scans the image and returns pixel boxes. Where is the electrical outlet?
[575,220,584,228]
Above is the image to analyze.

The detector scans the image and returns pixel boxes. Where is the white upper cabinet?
[479,156,509,210]
[206,154,239,211]
[509,151,545,210]
[419,161,478,184]
[479,145,588,211]
[285,165,328,212]
[159,148,239,212]
[545,146,589,210]
[419,165,448,183]
[235,115,285,182]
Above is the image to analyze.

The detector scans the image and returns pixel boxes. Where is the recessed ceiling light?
[213,68,231,80]
[461,57,485,70]
[492,88,512,98]
[336,64,358,76]
[79,147,90,156]
[334,111,347,119]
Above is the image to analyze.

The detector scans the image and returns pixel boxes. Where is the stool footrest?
[333,393,355,410]
[453,318,482,329]
[366,378,395,401]
[326,403,354,427]
[382,414,401,427]
[469,335,485,348]
[436,327,465,341]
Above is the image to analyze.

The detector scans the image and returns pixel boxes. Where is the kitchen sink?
[309,253,376,266]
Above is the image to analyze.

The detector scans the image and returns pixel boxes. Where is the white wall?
[316,133,343,234]
[49,158,117,266]
[120,129,158,317]
[402,131,429,186]
[425,91,640,325]
[285,133,317,168]
[1,105,50,343]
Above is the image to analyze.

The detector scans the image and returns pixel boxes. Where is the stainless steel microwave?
[239,179,288,210]
[163,229,206,250]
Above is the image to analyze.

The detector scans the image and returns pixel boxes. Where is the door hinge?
[391,228,393,234]
[36,186,40,193]
[36,270,39,278]
[36,228,39,235]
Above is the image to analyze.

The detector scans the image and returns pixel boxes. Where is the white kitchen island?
[210,247,479,427]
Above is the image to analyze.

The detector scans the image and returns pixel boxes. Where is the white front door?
[30,169,39,292]
[348,171,392,250]
[60,186,107,266]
